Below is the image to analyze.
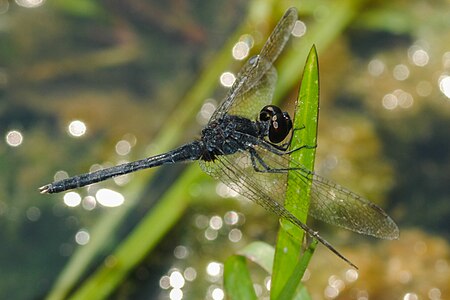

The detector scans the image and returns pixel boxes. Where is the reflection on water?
[5,130,23,146]
[219,71,236,88]
[156,216,449,299]
[1,1,449,299]
[74,229,90,246]
[63,191,81,207]
[67,120,86,137]
[439,75,450,98]
[305,229,449,299]
[231,41,250,61]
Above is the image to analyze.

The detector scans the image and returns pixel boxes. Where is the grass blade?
[271,45,319,299]
[67,165,200,300]
[236,241,275,274]
[276,239,318,300]
[224,255,257,300]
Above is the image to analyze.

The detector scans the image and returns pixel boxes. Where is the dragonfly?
[40,7,399,268]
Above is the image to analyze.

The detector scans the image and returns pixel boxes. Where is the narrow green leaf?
[277,240,318,300]
[236,241,275,274]
[271,45,319,299]
[224,256,257,300]
[66,165,200,300]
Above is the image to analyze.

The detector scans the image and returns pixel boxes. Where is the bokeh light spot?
[345,269,358,282]
[393,64,410,81]
[368,59,385,76]
[292,20,306,37]
[232,41,250,60]
[184,267,197,281]
[209,215,223,230]
[197,99,217,124]
[443,51,450,68]
[15,0,45,8]
[169,288,183,300]
[204,227,218,240]
[95,189,124,207]
[67,120,87,137]
[428,287,441,300]
[195,214,209,229]
[26,206,41,221]
[159,275,170,289]
[224,211,239,225]
[82,196,97,211]
[75,229,90,245]
[211,288,224,300]
[173,245,189,259]
[228,228,242,242]
[403,292,418,300]
[216,182,238,198]
[53,170,69,181]
[115,140,131,156]
[169,270,185,288]
[63,192,82,207]
[382,89,413,110]
[409,47,429,66]
[438,75,450,98]
[206,262,222,277]
[5,130,23,147]
[220,72,235,87]
[382,93,398,110]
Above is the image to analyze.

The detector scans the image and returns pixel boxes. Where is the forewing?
[199,143,290,220]
[210,8,297,122]
[274,152,399,240]
[226,65,277,120]
[307,172,400,239]
[200,141,399,240]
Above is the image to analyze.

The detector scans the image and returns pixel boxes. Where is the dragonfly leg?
[280,124,317,154]
[248,147,316,183]
[270,141,290,151]
[285,143,317,155]
[275,124,306,151]
[249,148,288,173]
[256,136,316,156]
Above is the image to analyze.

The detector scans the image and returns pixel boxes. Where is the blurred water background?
[0,0,449,299]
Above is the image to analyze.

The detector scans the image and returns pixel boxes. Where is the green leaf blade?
[236,241,275,274]
[224,255,257,300]
[277,239,318,300]
[271,45,319,300]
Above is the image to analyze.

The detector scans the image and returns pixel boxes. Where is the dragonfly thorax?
[200,115,262,161]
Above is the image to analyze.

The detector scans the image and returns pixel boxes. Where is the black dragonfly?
[40,8,399,268]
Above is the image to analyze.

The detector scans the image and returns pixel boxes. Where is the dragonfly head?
[258,105,293,144]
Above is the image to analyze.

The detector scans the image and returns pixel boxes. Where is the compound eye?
[259,105,281,121]
[268,110,293,144]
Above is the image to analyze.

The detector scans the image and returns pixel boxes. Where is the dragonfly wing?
[199,141,290,220]
[277,154,399,240]
[226,64,277,120]
[307,172,400,239]
[210,8,297,122]
[200,139,367,268]
[200,138,399,240]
